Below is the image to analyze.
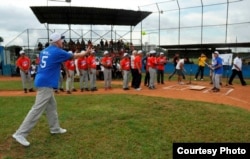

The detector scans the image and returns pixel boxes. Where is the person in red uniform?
[148,50,157,89]
[157,52,167,84]
[120,53,131,90]
[101,51,113,90]
[16,50,34,93]
[77,51,89,92]
[134,50,143,90]
[65,51,77,94]
[87,50,98,91]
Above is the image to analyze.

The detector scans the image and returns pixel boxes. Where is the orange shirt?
[101,56,112,68]
[87,55,96,69]
[77,57,88,70]
[65,59,75,71]
[157,56,167,70]
[120,58,130,71]
[134,55,142,70]
[16,56,30,71]
[148,56,157,69]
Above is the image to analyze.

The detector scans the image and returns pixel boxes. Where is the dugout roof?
[160,42,250,49]
[30,6,152,26]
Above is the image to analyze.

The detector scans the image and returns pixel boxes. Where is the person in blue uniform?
[12,32,90,146]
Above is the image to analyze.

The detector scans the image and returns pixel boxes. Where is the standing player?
[16,50,34,93]
[148,50,157,89]
[157,52,167,84]
[176,57,187,84]
[120,53,131,90]
[88,50,98,91]
[65,51,77,94]
[210,51,223,92]
[77,51,89,92]
[101,51,113,90]
[134,50,143,90]
[12,32,90,146]
[228,53,247,86]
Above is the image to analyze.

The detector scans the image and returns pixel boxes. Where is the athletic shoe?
[66,91,71,94]
[200,79,204,81]
[135,88,142,91]
[24,88,27,93]
[12,133,30,146]
[213,88,220,92]
[179,82,185,85]
[84,88,89,91]
[211,87,216,90]
[50,128,67,134]
[72,89,77,92]
[194,78,197,81]
[29,88,35,92]
[59,88,64,92]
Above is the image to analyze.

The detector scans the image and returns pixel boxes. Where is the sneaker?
[213,88,220,92]
[59,88,64,92]
[84,88,89,91]
[135,88,142,91]
[72,89,77,92]
[66,91,71,94]
[50,128,67,134]
[12,134,30,146]
[24,88,27,93]
[200,79,204,81]
[29,88,35,92]
[179,82,185,85]
[211,87,216,90]
[194,78,197,81]
[81,88,84,92]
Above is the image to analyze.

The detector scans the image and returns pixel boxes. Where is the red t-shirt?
[148,56,157,69]
[16,56,30,71]
[157,56,167,70]
[77,57,88,70]
[120,58,130,71]
[87,55,96,69]
[134,55,142,70]
[65,59,75,71]
[101,56,112,68]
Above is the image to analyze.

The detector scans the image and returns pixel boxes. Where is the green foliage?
[0,95,250,159]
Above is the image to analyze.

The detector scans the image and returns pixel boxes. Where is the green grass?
[0,95,250,159]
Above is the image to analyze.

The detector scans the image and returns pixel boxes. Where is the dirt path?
[0,76,249,111]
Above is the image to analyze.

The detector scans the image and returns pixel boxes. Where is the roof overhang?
[30,6,152,26]
[160,42,250,49]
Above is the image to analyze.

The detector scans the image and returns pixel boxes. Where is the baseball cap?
[104,51,109,55]
[123,53,129,57]
[213,51,219,55]
[149,50,156,54]
[50,32,65,43]
[160,52,164,55]
[19,50,25,55]
[138,50,143,54]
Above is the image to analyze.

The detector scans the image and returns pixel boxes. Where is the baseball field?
[0,76,250,158]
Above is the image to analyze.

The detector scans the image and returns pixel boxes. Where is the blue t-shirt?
[213,57,223,74]
[35,45,73,88]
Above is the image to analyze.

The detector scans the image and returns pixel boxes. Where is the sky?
[0,0,249,51]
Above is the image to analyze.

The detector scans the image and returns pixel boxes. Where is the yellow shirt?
[198,56,207,67]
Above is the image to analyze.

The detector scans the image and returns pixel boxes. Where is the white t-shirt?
[232,57,242,71]
[176,59,184,69]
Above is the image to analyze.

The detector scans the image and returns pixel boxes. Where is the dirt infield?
[0,76,249,111]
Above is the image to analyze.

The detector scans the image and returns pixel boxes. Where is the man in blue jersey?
[12,32,90,146]
[210,51,223,92]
